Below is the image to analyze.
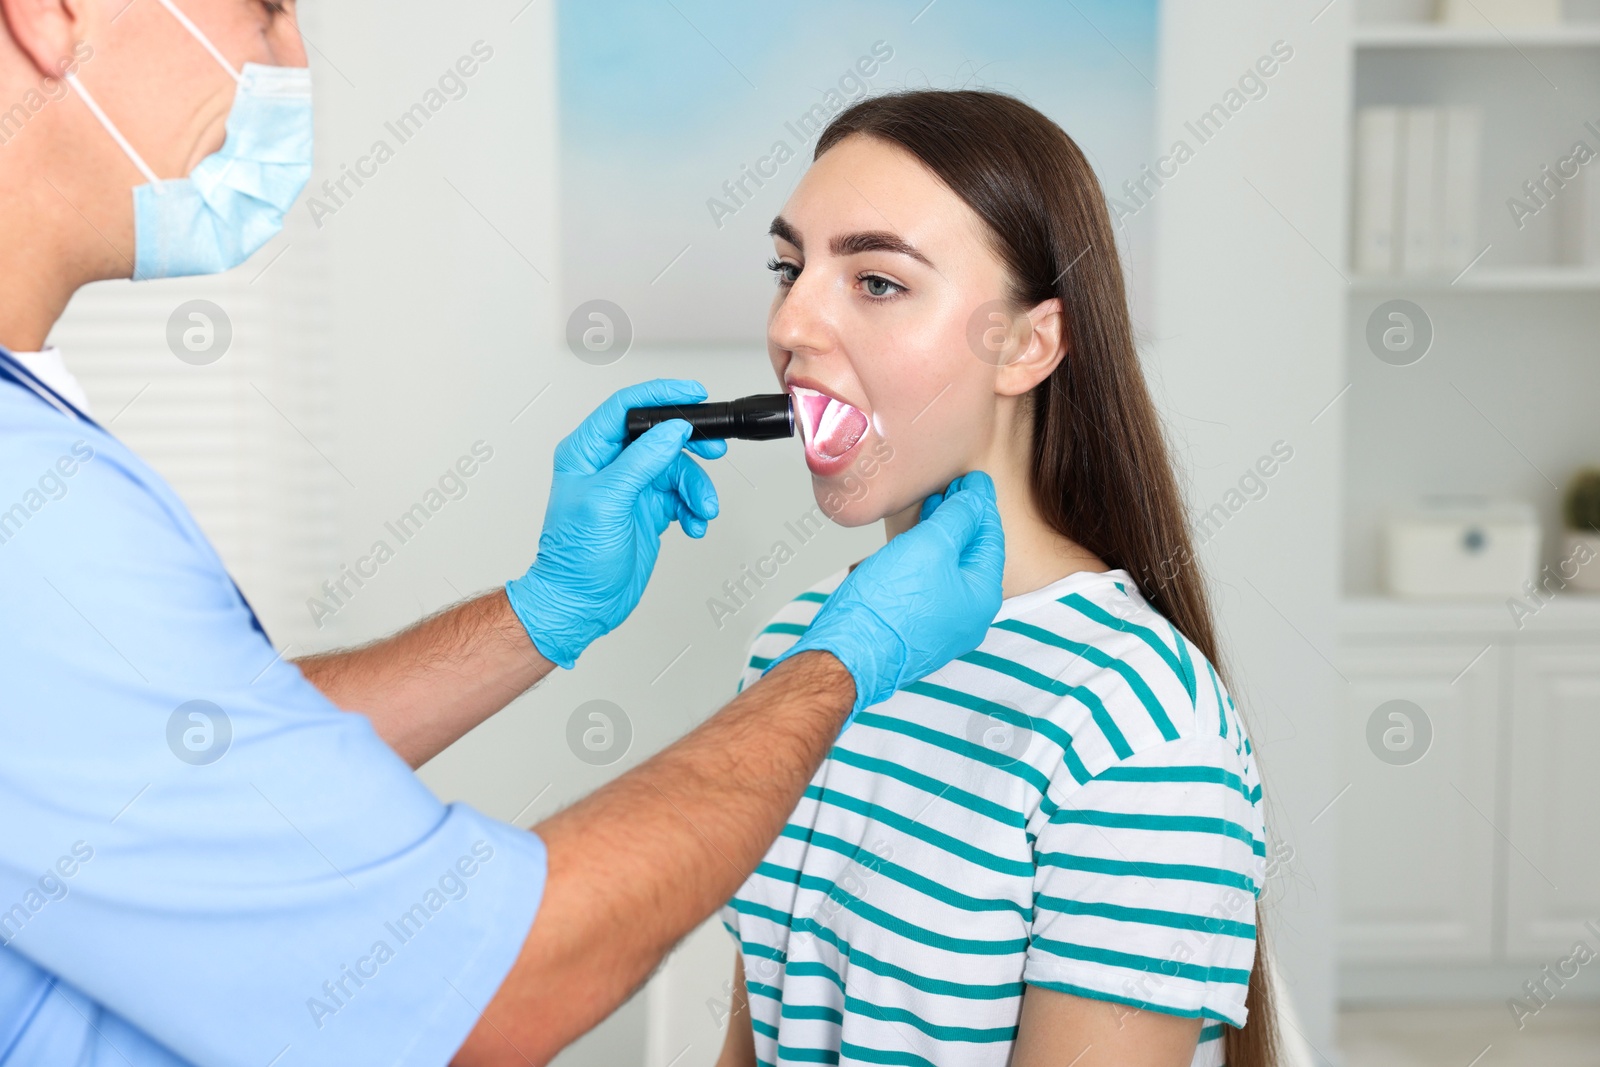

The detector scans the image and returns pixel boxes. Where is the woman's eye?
[861,274,902,299]
[767,258,800,286]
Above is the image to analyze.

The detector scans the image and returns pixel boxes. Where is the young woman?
[715,91,1277,1067]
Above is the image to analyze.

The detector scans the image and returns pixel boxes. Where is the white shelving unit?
[1353,23,1600,46]
[1351,267,1600,291]
[1337,6,1600,1003]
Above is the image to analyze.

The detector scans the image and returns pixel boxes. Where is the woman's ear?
[993,297,1066,397]
[0,0,90,81]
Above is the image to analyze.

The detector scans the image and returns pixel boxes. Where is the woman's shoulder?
[977,569,1255,780]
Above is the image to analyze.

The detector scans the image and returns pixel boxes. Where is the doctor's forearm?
[454,651,855,1067]
[296,590,553,767]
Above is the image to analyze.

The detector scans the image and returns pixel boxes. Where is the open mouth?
[792,386,869,462]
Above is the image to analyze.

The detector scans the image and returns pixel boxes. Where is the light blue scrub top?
[0,349,547,1066]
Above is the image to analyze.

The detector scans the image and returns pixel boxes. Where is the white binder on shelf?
[1400,108,1439,275]
[1355,107,1402,275]
[1437,107,1481,273]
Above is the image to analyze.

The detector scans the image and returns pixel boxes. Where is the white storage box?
[1384,498,1540,599]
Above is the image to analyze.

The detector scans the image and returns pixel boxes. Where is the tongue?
[812,398,868,459]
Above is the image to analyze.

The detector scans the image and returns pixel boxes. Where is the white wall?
[1149,0,1348,1057]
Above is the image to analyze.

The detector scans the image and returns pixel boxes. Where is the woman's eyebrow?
[831,230,933,267]
[768,216,933,268]
[769,216,803,249]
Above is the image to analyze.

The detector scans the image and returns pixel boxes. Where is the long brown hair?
[816,90,1279,1067]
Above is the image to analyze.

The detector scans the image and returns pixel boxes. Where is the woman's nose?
[768,270,834,357]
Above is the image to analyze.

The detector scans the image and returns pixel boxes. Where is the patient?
[715,90,1276,1067]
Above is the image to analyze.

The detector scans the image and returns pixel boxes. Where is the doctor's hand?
[768,471,1005,723]
[506,380,725,669]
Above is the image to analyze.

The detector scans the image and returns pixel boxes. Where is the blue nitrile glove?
[767,471,1005,725]
[507,379,727,668]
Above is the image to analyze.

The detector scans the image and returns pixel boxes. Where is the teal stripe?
[955,649,1126,767]
[952,652,1094,782]
[752,1017,780,1040]
[781,1002,843,1025]
[1207,661,1227,740]
[763,621,809,636]
[740,939,786,965]
[1018,716,1090,790]
[1091,762,1257,805]
[748,980,783,1001]
[1049,807,1265,854]
[754,859,803,889]
[796,591,830,603]
[1025,977,1208,1020]
[846,993,1018,1042]
[844,949,1023,1000]
[1030,935,1252,985]
[745,863,1029,955]
[785,960,846,993]
[818,940,1023,1001]
[1167,621,1198,702]
[1059,591,1194,701]
[776,1046,839,1064]
[788,870,1027,955]
[800,782,1034,877]
[732,898,796,929]
[1035,849,1258,893]
[747,929,1025,1001]
[829,746,1027,828]
[774,827,1031,916]
[995,619,1181,743]
[1200,1022,1226,1043]
[1034,894,1256,940]
[749,654,775,670]
[857,700,1054,797]
[838,1043,937,1067]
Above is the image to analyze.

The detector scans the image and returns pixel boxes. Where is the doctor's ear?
[0,0,91,82]
[990,296,1067,398]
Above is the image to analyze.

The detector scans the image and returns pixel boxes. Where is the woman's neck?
[884,453,1106,601]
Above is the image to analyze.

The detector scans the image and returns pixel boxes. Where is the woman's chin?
[801,434,907,528]
[812,484,885,528]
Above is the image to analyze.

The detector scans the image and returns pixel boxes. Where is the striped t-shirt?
[721,567,1265,1066]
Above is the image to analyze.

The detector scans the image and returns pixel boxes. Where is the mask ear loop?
[66,0,244,197]
[64,72,161,186]
[151,0,243,83]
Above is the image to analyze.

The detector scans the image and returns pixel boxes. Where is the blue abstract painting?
[559,0,1160,344]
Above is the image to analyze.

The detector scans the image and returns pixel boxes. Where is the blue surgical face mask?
[67,0,312,281]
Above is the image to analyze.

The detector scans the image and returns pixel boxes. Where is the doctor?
[0,2,1005,1065]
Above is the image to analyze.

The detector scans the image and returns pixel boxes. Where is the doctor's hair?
[816,90,1280,1067]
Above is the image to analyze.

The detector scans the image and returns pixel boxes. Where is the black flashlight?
[624,393,794,444]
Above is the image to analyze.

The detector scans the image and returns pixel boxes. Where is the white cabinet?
[1340,600,1600,975]
[1506,644,1600,958]
[1338,642,1502,964]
